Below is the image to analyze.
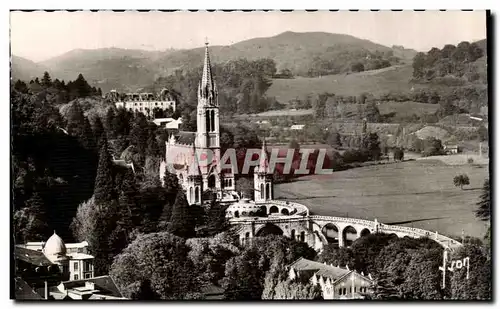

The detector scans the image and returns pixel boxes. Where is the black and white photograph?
[9,10,491,301]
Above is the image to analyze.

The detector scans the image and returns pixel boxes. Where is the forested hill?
[12,31,407,92]
[11,55,49,82]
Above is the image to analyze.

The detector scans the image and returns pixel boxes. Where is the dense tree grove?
[318,233,491,300]
[146,58,279,122]
[412,42,484,82]
[12,80,98,242]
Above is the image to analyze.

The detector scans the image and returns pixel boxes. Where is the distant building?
[51,276,126,300]
[290,124,305,130]
[15,233,126,300]
[112,89,176,119]
[444,144,460,154]
[17,232,95,282]
[287,258,374,300]
[153,117,183,130]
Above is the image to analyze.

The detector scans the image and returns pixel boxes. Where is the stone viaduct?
[231,214,462,252]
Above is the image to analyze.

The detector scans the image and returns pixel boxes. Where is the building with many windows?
[287,257,374,299]
[16,231,95,282]
[111,89,176,119]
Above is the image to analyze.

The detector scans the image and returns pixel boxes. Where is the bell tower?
[254,140,273,204]
[196,40,221,194]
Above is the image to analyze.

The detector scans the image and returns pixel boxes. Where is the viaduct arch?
[232,215,462,251]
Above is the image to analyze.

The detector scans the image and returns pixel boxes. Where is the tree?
[222,247,264,300]
[94,136,116,204]
[288,139,300,152]
[272,280,322,299]
[167,191,196,238]
[71,197,97,242]
[66,102,86,137]
[70,74,92,98]
[450,243,491,300]
[371,271,400,300]
[393,147,404,161]
[400,247,444,300]
[105,108,115,136]
[92,116,105,140]
[41,71,52,87]
[422,137,444,157]
[110,232,202,300]
[351,62,365,73]
[327,131,342,149]
[81,117,96,151]
[13,192,49,243]
[453,174,470,190]
[365,102,381,123]
[476,179,490,221]
[362,132,381,161]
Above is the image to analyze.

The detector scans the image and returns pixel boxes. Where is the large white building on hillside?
[111,89,176,119]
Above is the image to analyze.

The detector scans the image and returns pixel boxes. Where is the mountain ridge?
[11,32,485,92]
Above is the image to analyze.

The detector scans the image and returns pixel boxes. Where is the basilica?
[159,42,273,206]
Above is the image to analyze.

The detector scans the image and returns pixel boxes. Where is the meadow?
[377,101,439,118]
[275,160,489,239]
[267,64,427,104]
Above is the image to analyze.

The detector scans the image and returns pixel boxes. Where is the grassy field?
[378,101,440,118]
[275,160,489,239]
[267,64,428,104]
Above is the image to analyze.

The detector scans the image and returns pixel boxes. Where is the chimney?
[85,282,95,290]
[368,274,373,280]
[346,265,350,271]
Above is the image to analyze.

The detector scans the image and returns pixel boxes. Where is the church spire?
[258,139,270,174]
[200,40,217,104]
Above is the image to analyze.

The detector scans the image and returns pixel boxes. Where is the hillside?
[267,64,425,103]
[11,55,49,82]
[13,31,401,92]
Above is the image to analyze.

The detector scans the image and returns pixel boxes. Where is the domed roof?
[43,231,67,256]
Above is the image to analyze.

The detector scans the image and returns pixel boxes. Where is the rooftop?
[176,131,196,145]
[289,257,351,281]
[67,253,94,260]
[15,247,53,267]
[58,275,124,299]
[14,277,43,300]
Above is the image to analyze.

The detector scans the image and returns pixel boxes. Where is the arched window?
[343,288,346,295]
[266,183,270,200]
[205,110,210,132]
[189,187,193,203]
[339,288,342,295]
[260,184,264,199]
[195,187,200,203]
[300,231,305,242]
[234,211,239,218]
[291,230,295,240]
[211,110,215,132]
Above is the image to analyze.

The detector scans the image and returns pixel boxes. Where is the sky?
[10,10,487,62]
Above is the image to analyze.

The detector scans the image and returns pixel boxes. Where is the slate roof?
[59,276,124,298]
[15,247,53,267]
[14,277,43,300]
[289,258,351,281]
[176,131,196,145]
